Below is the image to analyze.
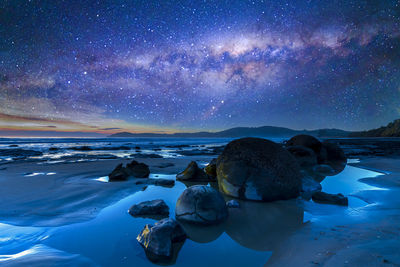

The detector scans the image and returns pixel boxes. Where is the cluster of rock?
[108,160,150,181]
[129,135,349,264]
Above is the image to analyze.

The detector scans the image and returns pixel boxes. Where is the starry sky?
[1,0,400,136]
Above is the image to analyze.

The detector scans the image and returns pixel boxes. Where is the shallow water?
[0,162,388,266]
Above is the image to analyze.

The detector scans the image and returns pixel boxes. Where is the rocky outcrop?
[137,218,186,264]
[175,185,228,225]
[176,161,212,181]
[216,138,302,201]
[129,200,169,218]
[312,191,348,206]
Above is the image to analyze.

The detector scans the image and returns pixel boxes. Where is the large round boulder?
[175,185,228,225]
[321,141,347,174]
[286,135,322,155]
[286,146,318,169]
[216,138,302,201]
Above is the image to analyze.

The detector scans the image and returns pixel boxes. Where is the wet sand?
[0,155,399,266]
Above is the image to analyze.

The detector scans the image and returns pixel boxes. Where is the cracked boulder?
[216,137,302,201]
[176,161,213,181]
[175,185,228,225]
[137,218,186,264]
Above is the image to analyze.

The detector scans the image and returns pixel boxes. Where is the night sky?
[1,0,400,135]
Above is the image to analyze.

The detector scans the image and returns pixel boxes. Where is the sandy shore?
[0,157,211,227]
[266,156,400,267]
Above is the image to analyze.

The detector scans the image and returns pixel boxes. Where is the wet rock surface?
[217,137,302,201]
[137,218,186,264]
[108,160,150,181]
[175,185,228,225]
[176,161,212,181]
[129,199,169,219]
[312,191,348,206]
[204,158,217,178]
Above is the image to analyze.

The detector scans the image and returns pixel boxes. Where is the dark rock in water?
[135,146,141,150]
[133,153,163,158]
[313,164,336,176]
[49,147,59,151]
[70,146,92,151]
[226,199,240,208]
[175,185,228,225]
[312,191,348,206]
[204,158,217,177]
[301,177,322,200]
[321,141,347,174]
[108,163,129,181]
[137,218,186,264]
[155,162,175,168]
[151,178,175,187]
[179,221,225,244]
[9,144,18,147]
[177,149,217,156]
[286,146,318,169]
[153,148,162,151]
[0,149,43,158]
[176,161,212,181]
[217,138,302,201]
[129,199,169,219]
[125,160,150,178]
[286,135,322,156]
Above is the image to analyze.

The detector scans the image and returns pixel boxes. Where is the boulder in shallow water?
[312,191,348,206]
[137,218,186,264]
[320,141,347,174]
[204,158,217,178]
[286,146,318,169]
[125,160,150,178]
[286,135,322,156]
[129,199,169,219]
[216,137,302,201]
[175,185,228,225]
[176,161,212,181]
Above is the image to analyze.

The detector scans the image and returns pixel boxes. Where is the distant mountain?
[350,119,400,137]
[109,126,350,138]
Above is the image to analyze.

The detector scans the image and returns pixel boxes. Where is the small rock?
[226,200,240,208]
[176,161,212,181]
[175,185,228,225]
[125,160,150,178]
[152,178,175,187]
[137,218,186,264]
[108,163,129,181]
[204,158,217,177]
[129,199,169,218]
[312,191,348,206]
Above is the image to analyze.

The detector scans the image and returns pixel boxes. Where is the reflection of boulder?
[137,218,186,265]
[225,200,304,251]
[175,185,228,225]
[217,138,302,201]
[179,221,225,243]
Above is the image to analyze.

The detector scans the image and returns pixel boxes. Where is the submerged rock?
[137,218,186,264]
[226,199,240,208]
[129,199,169,218]
[217,138,302,201]
[312,191,348,206]
[175,185,228,225]
[204,158,217,178]
[176,161,212,181]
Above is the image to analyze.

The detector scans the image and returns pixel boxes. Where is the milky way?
[1,0,400,135]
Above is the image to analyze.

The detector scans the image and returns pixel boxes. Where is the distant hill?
[350,119,400,137]
[109,126,350,138]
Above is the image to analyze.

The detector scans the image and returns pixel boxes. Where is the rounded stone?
[216,138,302,201]
[175,185,228,225]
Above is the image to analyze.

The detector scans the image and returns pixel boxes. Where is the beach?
[0,138,399,266]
